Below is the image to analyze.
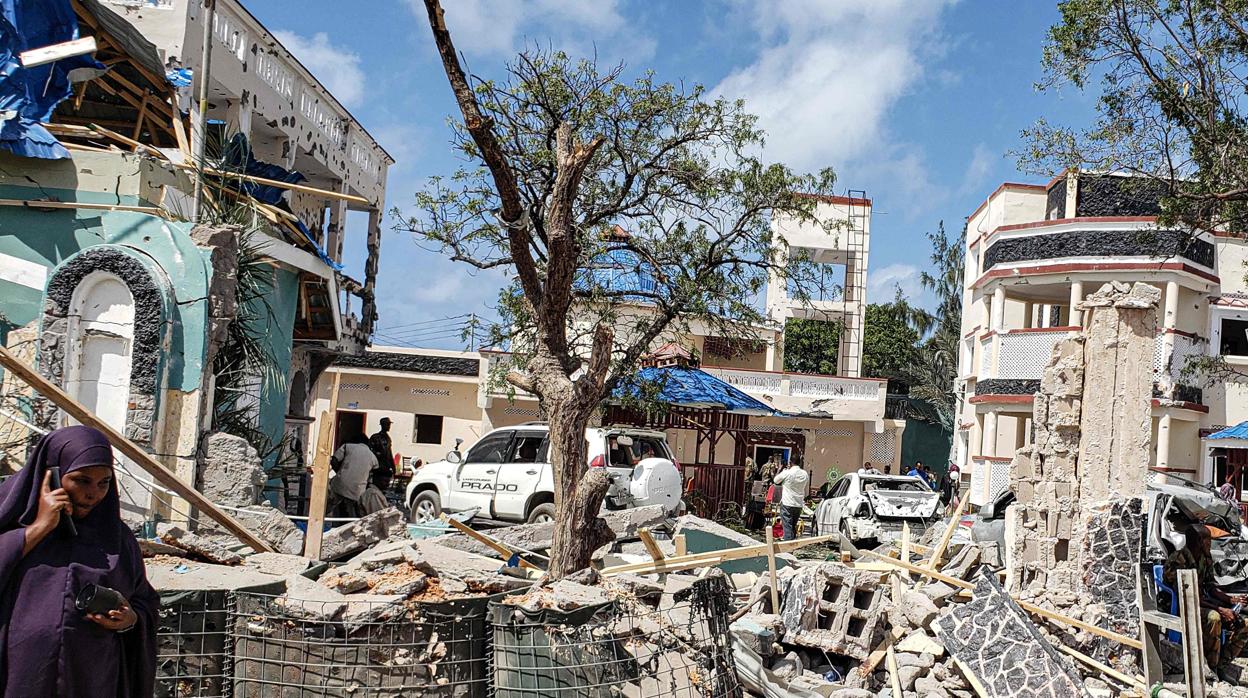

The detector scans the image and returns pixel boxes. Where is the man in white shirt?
[773,459,810,541]
[858,461,881,476]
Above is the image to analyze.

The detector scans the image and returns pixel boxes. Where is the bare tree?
[407,0,838,577]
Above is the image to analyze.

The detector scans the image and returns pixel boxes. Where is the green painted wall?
[901,415,954,476]
[254,266,299,468]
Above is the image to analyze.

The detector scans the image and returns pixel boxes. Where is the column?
[361,208,383,338]
[1160,281,1179,387]
[1069,281,1084,325]
[991,286,1005,331]
[326,183,349,261]
[983,410,998,458]
[1156,413,1172,470]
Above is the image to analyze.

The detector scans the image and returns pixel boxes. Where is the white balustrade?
[704,367,883,401]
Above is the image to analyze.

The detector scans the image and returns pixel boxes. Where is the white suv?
[405,423,683,524]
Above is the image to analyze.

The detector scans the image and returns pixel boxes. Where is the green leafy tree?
[901,223,965,431]
[782,319,841,375]
[863,297,922,392]
[1023,0,1248,233]
[408,1,839,577]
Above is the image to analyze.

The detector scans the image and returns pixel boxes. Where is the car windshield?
[862,478,928,493]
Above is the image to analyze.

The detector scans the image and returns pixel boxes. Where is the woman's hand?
[87,601,137,632]
[23,471,70,554]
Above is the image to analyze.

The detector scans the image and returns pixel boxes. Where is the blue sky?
[246,0,1098,349]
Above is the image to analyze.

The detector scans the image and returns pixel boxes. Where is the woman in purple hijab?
[0,425,158,696]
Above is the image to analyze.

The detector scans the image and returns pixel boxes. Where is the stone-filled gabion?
[984,229,1214,271]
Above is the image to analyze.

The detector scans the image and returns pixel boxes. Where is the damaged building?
[0,0,392,519]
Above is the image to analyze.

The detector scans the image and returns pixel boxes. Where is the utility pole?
[191,0,216,223]
[468,313,477,351]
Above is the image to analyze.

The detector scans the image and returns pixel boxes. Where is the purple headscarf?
[0,426,158,697]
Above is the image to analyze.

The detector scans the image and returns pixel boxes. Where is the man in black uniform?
[369,417,395,491]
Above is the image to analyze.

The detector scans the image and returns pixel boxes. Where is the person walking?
[773,459,810,541]
[0,426,158,696]
[329,434,376,518]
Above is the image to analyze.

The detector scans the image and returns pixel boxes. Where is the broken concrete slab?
[276,573,349,621]
[933,572,1088,697]
[504,579,612,613]
[197,431,266,508]
[161,526,243,565]
[673,514,779,575]
[317,507,406,561]
[146,558,285,593]
[243,552,315,578]
[208,503,304,555]
[896,630,946,657]
[138,538,186,558]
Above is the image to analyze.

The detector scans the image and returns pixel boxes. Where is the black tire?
[409,490,442,524]
[527,502,556,524]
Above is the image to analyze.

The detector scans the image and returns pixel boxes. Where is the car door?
[492,431,547,520]
[825,477,852,532]
[448,431,512,512]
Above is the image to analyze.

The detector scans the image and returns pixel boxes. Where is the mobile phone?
[46,467,77,537]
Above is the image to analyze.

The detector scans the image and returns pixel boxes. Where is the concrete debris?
[436,504,670,558]
[317,507,406,561]
[779,563,886,660]
[197,431,267,508]
[161,526,243,566]
[243,552,315,577]
[138,537,186,558]
[208,503,304,555]
[503,578,612,612]
[933,572,1087,697]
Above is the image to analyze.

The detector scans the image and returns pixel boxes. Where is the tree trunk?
[545,395,614,578]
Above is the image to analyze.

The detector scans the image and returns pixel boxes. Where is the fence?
[156,575,740,698]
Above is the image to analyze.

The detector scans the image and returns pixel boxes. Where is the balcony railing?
[976,327,1078,380]
[703,367,884,401]
[968,455,1012,506]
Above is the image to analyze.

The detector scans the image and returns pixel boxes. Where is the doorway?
[753,445,791,471]
[334,411,366,449]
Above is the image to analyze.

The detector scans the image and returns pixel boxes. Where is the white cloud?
[409,0,653,62]
[273,30,365,107]
[959,143,996,195]
[713,1,956,173]
[868,263,927,306]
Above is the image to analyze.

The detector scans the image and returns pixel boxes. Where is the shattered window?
[861,479,928,493]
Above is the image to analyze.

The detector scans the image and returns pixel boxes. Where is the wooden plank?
[765,526,780,613]
[859,627,903,677]
[901,522,912,583]
[673,533,686,557]
[131,95,150,145]
[638,527,664,561]
[172,163,372,205]
[886,645,903,698]
[951,656,989,698]
[171,112,191,160]
[20,36,96,67]
[444,517,541,571]
[0,198,169,219]
[1054,643,1147,691]
[1177,568,1208,698]
[303,373,340,559]
[858,550,1143,650]
[926,489,971,573]
[88,123,167,160]
[600,534,838,577]
[0,345,272,553]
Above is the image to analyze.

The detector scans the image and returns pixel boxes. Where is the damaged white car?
[814,473,943,544]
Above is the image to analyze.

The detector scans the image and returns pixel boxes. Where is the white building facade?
[954,172,1248,507]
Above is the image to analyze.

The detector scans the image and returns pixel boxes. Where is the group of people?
[326,417,398,518]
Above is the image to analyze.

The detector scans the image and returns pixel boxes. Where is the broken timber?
[0,345,273,553]
[638,527,664,561]
[444,517,542,571]
[303,372,340,559]
[859,549,1142,650]
[601,534,836,576]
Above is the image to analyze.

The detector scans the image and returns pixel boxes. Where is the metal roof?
[1206,421,1248,440]
[611,365,776,416]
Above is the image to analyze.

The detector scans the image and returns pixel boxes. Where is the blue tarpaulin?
[221,133,308,205]
[0,0,105,159]
[1208,421,1248,440]
[612,365,776,415]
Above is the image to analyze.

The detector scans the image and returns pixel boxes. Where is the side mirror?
[447,450,463,464]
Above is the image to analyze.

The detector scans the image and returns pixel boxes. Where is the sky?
[246,0,1099,350]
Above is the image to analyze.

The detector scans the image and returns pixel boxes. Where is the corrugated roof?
[611,365,776,415]
[1206,421,1248,440]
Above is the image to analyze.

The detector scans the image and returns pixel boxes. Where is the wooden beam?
[172,163,372,206]
[1177,568,1208,698]
[131,94,150,145]
[172,113,191,161]
[1054,643,1147,691]
[303,373,340,559]
[0,345,273,553]
[886,645,903,698]
[20,36,97,67]
[859,627,904,677]
[951,656,989,698]
[858,550,1143,650]
[674,533,686,557]
[0,198,168,218]
[444,517,541,571]
[87,123,167,160]
[925,490,971,575]
[765,526,780,612]
[601,534,838,577]
[638,527,664,561]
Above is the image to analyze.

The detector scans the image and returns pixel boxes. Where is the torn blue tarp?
[220,133,307,205]
[0,0,105,159]
[611,365,776,415]
[293,218,343,272]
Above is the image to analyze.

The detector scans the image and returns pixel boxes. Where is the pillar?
[1160,281,1179,386]
[1069,281,1084,326]
[326,183,349,261]
[991,286,1006,331]
[1156,413,1172,470]
[361,208,383,338]
[983,410,998,458]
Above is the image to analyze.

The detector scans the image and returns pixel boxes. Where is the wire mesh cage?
[157,589,234,698]
[228,591,498,697]
[491,575,742,698]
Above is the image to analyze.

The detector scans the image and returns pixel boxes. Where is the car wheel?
[527,503,556,524]
[410,491,442,524]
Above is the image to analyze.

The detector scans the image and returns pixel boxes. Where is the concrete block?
[196,431,265,507]
[317,507,406,561]
[161,526,242,565]
[243,552,314,577]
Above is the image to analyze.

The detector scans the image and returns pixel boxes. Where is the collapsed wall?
[1006,282,1157,637]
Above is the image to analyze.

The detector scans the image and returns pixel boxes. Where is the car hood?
[866,489,940,519]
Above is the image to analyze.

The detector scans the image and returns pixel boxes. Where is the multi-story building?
[0,0,391,515]
[953,171,1248,507]
[308,194,903,514]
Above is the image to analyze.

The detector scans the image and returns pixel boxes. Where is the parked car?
[814,473,943,544]
[404,423,683,524]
